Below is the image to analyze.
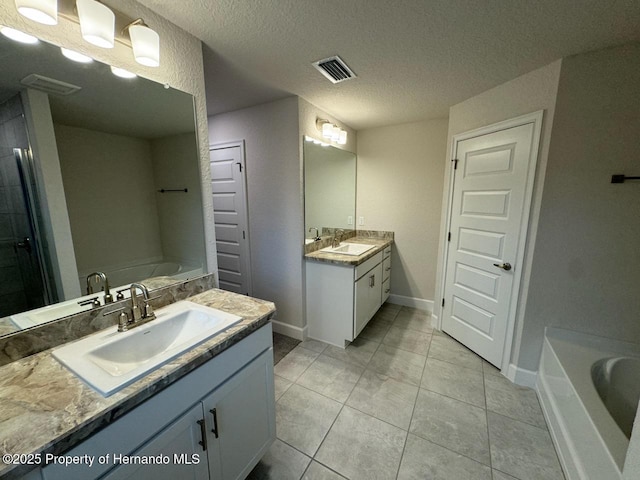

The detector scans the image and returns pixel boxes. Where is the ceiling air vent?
[312,56,356,84]
[20,74,82,96]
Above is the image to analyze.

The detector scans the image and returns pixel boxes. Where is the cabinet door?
[204,349,275,480]
[101,403,210,480]
[354,263,383,337]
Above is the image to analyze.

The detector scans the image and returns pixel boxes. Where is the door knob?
[493,262,512,271]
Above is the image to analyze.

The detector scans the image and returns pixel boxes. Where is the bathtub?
[537,327,640,479]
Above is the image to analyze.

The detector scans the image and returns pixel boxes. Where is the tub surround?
[0,274,217,367]
[0,287,276,480]
[537,327,640,479]
[305,231,394,266]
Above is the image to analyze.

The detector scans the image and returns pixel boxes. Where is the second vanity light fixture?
[11,0,160,67]
[316,118,348,145]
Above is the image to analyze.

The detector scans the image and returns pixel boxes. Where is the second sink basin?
[53,300,242,396]
[320,242,376,256]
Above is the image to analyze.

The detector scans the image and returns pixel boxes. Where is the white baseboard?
[506,363,538,388]
[387,295,433,313]
[430,313,439,330]
[271,319,306,341]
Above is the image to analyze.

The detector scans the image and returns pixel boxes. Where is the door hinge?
[447,232,451,242]
[452,158,458,170]
[236,162,242,172]
[242,230,246,240]
[442,298,445,307]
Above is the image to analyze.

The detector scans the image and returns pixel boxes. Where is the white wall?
[151,133,206,267]
[434,60,562,367]
[0,0,217,279]
[357,119,448,307]
[21,89,80,300]
[518,43,640,371]
[55,124,163,275]
[208,97,304,330]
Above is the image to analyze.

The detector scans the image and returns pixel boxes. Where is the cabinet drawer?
[355,251,383,280]
[382,277,391,303]
[382,256,391,282]
[383,246,392,258]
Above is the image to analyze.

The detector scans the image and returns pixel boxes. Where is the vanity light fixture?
[61,47,93,63]
[125,19,160,67]
[0,26,39,44]
[15,0,57,25]
[110,66,137,78]
[9,0,161,67]
[316,118,348,145]
[76,0,115,48]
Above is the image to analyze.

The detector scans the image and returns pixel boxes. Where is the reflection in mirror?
[0,35,206,337]
[303,138,356,245]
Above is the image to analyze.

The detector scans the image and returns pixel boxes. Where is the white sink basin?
[52,300,242,396]
[10,299,93,329]
[320,242,376,256]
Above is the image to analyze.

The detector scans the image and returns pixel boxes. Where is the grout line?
[395,332,433,479]
[483,353,494,473]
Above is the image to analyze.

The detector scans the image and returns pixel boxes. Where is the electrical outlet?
[347,216,353,225]
[358,216,365,226]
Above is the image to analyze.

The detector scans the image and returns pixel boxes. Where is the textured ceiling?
[139,0,640,130]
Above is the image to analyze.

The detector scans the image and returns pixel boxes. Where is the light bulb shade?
[110,66,137,78]
[61,47,93,63]
[338,130,347,145]
[129,24,160,67]
[77,0,115,48]
[0,26,39,44]
[322,122,333,138]
[331,125,341,141]
[15,0,57,25]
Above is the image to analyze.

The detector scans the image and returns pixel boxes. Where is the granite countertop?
[0,289,275,479]
[304,236,393,266]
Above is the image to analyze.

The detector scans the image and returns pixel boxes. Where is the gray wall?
[357,119,449,306]
[518,43,640,370]
[208,97,304,330]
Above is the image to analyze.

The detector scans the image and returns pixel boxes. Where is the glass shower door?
[0,144,50,317]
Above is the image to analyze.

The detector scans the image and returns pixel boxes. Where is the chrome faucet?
[332,229,345,248]
[309,227,320,241]
[86,272,113,305]
[118,283,156,332]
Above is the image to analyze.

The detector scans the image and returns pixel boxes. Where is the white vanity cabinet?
[33,324,275,480]
[306,245,392,347]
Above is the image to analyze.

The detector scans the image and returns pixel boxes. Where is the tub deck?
[537,327,640,480]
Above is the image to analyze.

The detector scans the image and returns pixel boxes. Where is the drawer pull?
[210,408,219,438]
[197,419,207,451]
[385,288,390,294]
[385,267,391,271]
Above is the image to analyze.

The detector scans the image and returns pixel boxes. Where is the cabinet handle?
[385,267,391,271]
[385,288,390,293]
[369,274,375,288]
[197,419,207,451]
[209,408,219,438]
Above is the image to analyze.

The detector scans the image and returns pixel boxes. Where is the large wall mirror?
[303,138,356,242]
[0,35,206,337]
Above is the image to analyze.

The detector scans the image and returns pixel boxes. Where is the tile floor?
[251,304,565,480]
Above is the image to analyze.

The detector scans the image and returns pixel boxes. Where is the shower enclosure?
[0,94,52,318]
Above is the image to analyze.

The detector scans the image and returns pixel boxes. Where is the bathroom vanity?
[305,235,393,347]
[0,287,276,480]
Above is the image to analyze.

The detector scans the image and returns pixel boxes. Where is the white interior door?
[210,144,252,295]
[442,117,540,367]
